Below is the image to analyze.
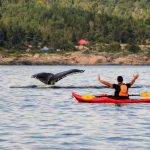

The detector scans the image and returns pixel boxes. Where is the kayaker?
[98,74,139,99]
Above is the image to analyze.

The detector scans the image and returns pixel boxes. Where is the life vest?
[119,84,128,97]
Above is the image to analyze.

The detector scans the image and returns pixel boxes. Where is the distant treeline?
[0,0,150,52]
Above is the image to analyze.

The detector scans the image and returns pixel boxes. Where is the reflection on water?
[0,65,150,150]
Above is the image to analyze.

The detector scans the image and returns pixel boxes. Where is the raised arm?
[98,75,113,88]
[129,74,139,86]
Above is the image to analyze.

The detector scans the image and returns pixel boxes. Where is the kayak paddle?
[130,93,150,97]
[82,92,150,99]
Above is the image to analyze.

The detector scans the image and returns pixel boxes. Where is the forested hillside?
[0,0,150,52]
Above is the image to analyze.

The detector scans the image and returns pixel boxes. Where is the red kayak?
[72,92,150,103]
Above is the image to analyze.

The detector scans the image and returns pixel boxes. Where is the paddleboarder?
[98,74,139,99]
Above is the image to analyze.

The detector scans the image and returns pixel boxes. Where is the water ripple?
[0,65,150,150]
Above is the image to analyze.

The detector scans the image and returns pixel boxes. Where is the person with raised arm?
[98,74,139,99]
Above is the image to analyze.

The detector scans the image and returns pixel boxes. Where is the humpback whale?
[31,69,85,85]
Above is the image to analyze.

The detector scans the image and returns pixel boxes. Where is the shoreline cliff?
[0,52,150,65]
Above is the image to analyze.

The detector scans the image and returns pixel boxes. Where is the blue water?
[0,65,150,150]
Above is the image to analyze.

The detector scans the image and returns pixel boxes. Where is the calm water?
[0,65,150,150]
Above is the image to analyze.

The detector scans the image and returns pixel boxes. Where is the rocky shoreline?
[0,52,150,65]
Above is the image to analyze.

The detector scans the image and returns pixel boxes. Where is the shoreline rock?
[0,52,150,65]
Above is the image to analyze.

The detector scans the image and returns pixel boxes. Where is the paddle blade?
[140,93,150,98]
[82,95,95,100]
